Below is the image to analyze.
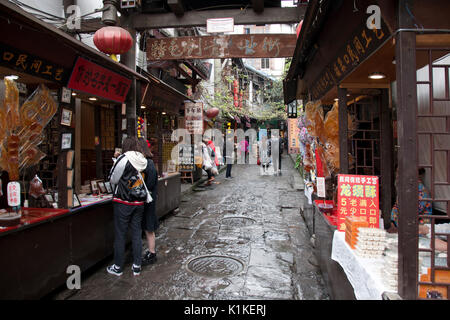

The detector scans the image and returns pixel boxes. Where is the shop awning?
[0,0,147,84]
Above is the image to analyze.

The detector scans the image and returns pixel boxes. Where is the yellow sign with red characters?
[337,174,379,231]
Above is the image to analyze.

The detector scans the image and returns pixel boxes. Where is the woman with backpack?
[107,136,151,276]
[138,138,159,266]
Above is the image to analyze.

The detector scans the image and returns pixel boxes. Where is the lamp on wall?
[368,72,386,80]
[287,100,297,118]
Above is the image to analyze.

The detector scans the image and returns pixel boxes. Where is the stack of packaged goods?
[354,228,387,258]
[382,237,399,292]
[344,216,369,249]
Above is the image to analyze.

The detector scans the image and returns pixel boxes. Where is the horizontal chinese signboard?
[337,174,379,231]
[185,101,203,135]
[147,34,297,60]
[67,57,132,103]
[0,42,70,85]
[309,19,390,100]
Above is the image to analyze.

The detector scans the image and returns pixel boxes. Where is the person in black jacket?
[107,137,150,276]
[138,138,159,266]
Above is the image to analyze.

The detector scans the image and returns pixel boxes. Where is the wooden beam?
[167,0,184,17]
[133,7,305,30]
[147,34,297,60]
[174,62,195,84]
[339,83,391,89]
[251,0,264,13]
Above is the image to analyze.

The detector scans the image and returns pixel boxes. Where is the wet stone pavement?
[54,155,330,300]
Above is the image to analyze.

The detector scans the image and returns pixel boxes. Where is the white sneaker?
[107,264,123,276]
[132,264,141,276]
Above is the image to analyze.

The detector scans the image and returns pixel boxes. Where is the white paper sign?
[207,18,234,33]
[7,182,21,207]
[61,87,72,103]
[317,177,326,198]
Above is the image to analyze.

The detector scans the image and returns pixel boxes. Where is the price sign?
[7,182,21,207]
[316,177,326,198]
[337,174,379,231]
[67,57,132,103]
[185,102,203,134]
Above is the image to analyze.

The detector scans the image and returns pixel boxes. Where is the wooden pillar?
[380,89,394,229]
[74,98,81,193]
[94,106,103,179]
[396,0,418,300]
[57,151,68,209]
[121,14,137,137]
[338,87,349,173]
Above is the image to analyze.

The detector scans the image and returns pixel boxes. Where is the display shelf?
[0,208,69,235]
[77,194,113,207]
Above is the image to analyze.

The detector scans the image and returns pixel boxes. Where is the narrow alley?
[52,155,329,300]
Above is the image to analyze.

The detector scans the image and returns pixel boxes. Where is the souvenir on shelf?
[0,79,58,185]
[29,175,46,199]
[305,100,326,144]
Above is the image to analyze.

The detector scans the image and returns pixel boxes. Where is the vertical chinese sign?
[185,101,203,135]
[337,174,379,231]
[288,118,300,154]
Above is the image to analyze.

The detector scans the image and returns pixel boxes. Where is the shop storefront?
[284,0,450,299]
[139,70,193,216]
[0,0,156,299]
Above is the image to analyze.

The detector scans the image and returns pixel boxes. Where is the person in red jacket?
[207,139,219,168]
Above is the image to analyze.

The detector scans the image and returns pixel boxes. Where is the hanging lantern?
[206,107,219,119]
[137,116,144,138]
[94,26,133,62]
[233,79,239,107]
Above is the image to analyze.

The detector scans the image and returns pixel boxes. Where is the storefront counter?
[155,172,181,218]
[0,174,181,299]
[302,193,315,235]
[331,231,395,299]
[312,200,357,300]
[0,203,114,299]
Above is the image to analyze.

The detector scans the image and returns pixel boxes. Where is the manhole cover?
[186,255,244,278]
[219,216,256,227]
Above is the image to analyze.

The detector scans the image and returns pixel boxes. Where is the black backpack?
[127,171,147,201]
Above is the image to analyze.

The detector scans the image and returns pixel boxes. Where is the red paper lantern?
[94,26,133,55]
[206,107,219,119]
[296,20,303,38]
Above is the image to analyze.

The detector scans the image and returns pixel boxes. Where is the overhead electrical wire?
[8,0,105,31]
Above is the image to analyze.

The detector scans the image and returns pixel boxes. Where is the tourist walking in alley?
[223,133,235,179]
[201,138,216,186]
[258,135,270,175]
[270,133,280,176]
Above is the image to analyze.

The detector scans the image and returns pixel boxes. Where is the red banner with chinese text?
[67,57,132,103]
[337,174,379,231]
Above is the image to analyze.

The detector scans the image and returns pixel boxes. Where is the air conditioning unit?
[141,0,168,13]
[120,0,141,9]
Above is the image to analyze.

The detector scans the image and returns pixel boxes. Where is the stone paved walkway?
[53,155,329,300]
